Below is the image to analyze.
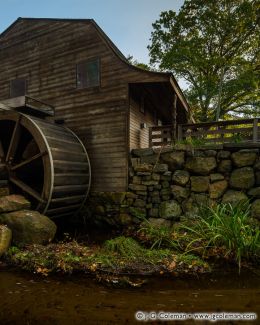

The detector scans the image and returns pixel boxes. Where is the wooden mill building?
[0,18,191,193]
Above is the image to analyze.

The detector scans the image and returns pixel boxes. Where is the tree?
[126,55,151,71]
[148,0,259,122]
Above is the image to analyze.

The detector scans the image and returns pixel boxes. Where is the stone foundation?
[87,145,260,227]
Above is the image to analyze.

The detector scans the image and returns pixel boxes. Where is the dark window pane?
[76,59,100,88]
[10,78,27,97]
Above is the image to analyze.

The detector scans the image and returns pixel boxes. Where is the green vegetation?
[3,203,259,279]
[181,202,260,271]
[148,0,259,121]
[135,202,260,272]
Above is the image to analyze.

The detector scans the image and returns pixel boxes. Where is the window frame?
[76,57,100,89]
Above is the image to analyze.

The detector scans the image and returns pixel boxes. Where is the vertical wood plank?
[177,125,183,141]
[253,118,258,142]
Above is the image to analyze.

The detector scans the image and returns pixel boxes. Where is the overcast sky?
[0,0,184,64]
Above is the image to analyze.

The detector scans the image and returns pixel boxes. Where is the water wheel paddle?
[0,111,91,219]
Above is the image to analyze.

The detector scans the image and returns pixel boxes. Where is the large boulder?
[231,150,257,167]
[222,190,248,205]
[0,210,57,246]
[229,167,255,190]
[251,200,260,220]
[209,180,228,199]
[160,151,185,170]
[190,176,209,192]
[0,225,12,257]
[185,156,217,175]
[159,200,182,219]
[0,195,30,213]
[172,170,190,186]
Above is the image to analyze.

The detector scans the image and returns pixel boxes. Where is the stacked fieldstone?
[128,146,260,226]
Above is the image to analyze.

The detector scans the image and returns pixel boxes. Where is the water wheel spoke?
[9,176,45,203]
[0,140,4,161]
[6,117,21,163]
[11,151,47,171]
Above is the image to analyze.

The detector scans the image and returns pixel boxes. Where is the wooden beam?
[9,176,45,203]
[11,151,47,171]
[253,118,258,142]
[6,117,21,163]
[0,140,4,162]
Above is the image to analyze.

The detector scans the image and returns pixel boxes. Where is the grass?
[137,220,180,250]
[4,235,208,277]
[180,201,260,271]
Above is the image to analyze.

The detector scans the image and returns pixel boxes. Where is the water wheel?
[0,111,91,218]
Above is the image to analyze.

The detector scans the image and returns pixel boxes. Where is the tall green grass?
[182,201,260,271]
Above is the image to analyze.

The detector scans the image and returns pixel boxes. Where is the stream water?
[1,266,260,324]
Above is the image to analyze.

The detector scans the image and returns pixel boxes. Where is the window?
[10,78,27,98]
[76,59,100,89]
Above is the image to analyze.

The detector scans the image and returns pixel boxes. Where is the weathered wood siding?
[0,20,129,191]
[129,97,156,150]
[0,19,186,192]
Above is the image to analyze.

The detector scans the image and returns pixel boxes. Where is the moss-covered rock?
[190,176,209,192]
[185,156,217,175]
[209,180,228,199]
[217,160,232,173]
[231,150,257,167]
[160,151,185,170]
[159,200,182,219]
[171,185,190,200]
[0,225,12,257]
[222,190,248,205]
[247,187,260,198]
[172,170,190,186]
[0,210,56,246]
[251,200,260,220]
[0,195,30,213]
[229,167,255,190]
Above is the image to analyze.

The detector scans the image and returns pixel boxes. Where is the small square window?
[76,59,100,89]
[10,78,27,98]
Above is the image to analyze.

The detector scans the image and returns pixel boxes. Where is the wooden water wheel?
[0,111,91,218]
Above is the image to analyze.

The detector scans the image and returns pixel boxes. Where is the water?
[1,266,260,324]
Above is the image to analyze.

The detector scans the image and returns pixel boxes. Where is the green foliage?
[181,202,260,271]
[104,236,144,259]
[138,220,180,250]
[126,55,151,71]
[148,0,259,121]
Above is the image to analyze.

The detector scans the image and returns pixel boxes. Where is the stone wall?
[85,145,260,227]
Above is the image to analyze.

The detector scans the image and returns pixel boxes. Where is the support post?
[178,125,183,141]
[253,118,258,142]
[172,94,177,141]
[149,127,153,148]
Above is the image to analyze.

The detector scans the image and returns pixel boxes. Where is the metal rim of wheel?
[0,111,91,218]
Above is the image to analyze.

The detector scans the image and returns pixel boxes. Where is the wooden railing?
[149,125,173,147]
[149,118,260,147]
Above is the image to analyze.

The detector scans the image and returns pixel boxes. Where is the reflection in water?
[0,267,259,324]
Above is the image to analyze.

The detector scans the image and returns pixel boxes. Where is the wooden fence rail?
[149,118,260,147]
